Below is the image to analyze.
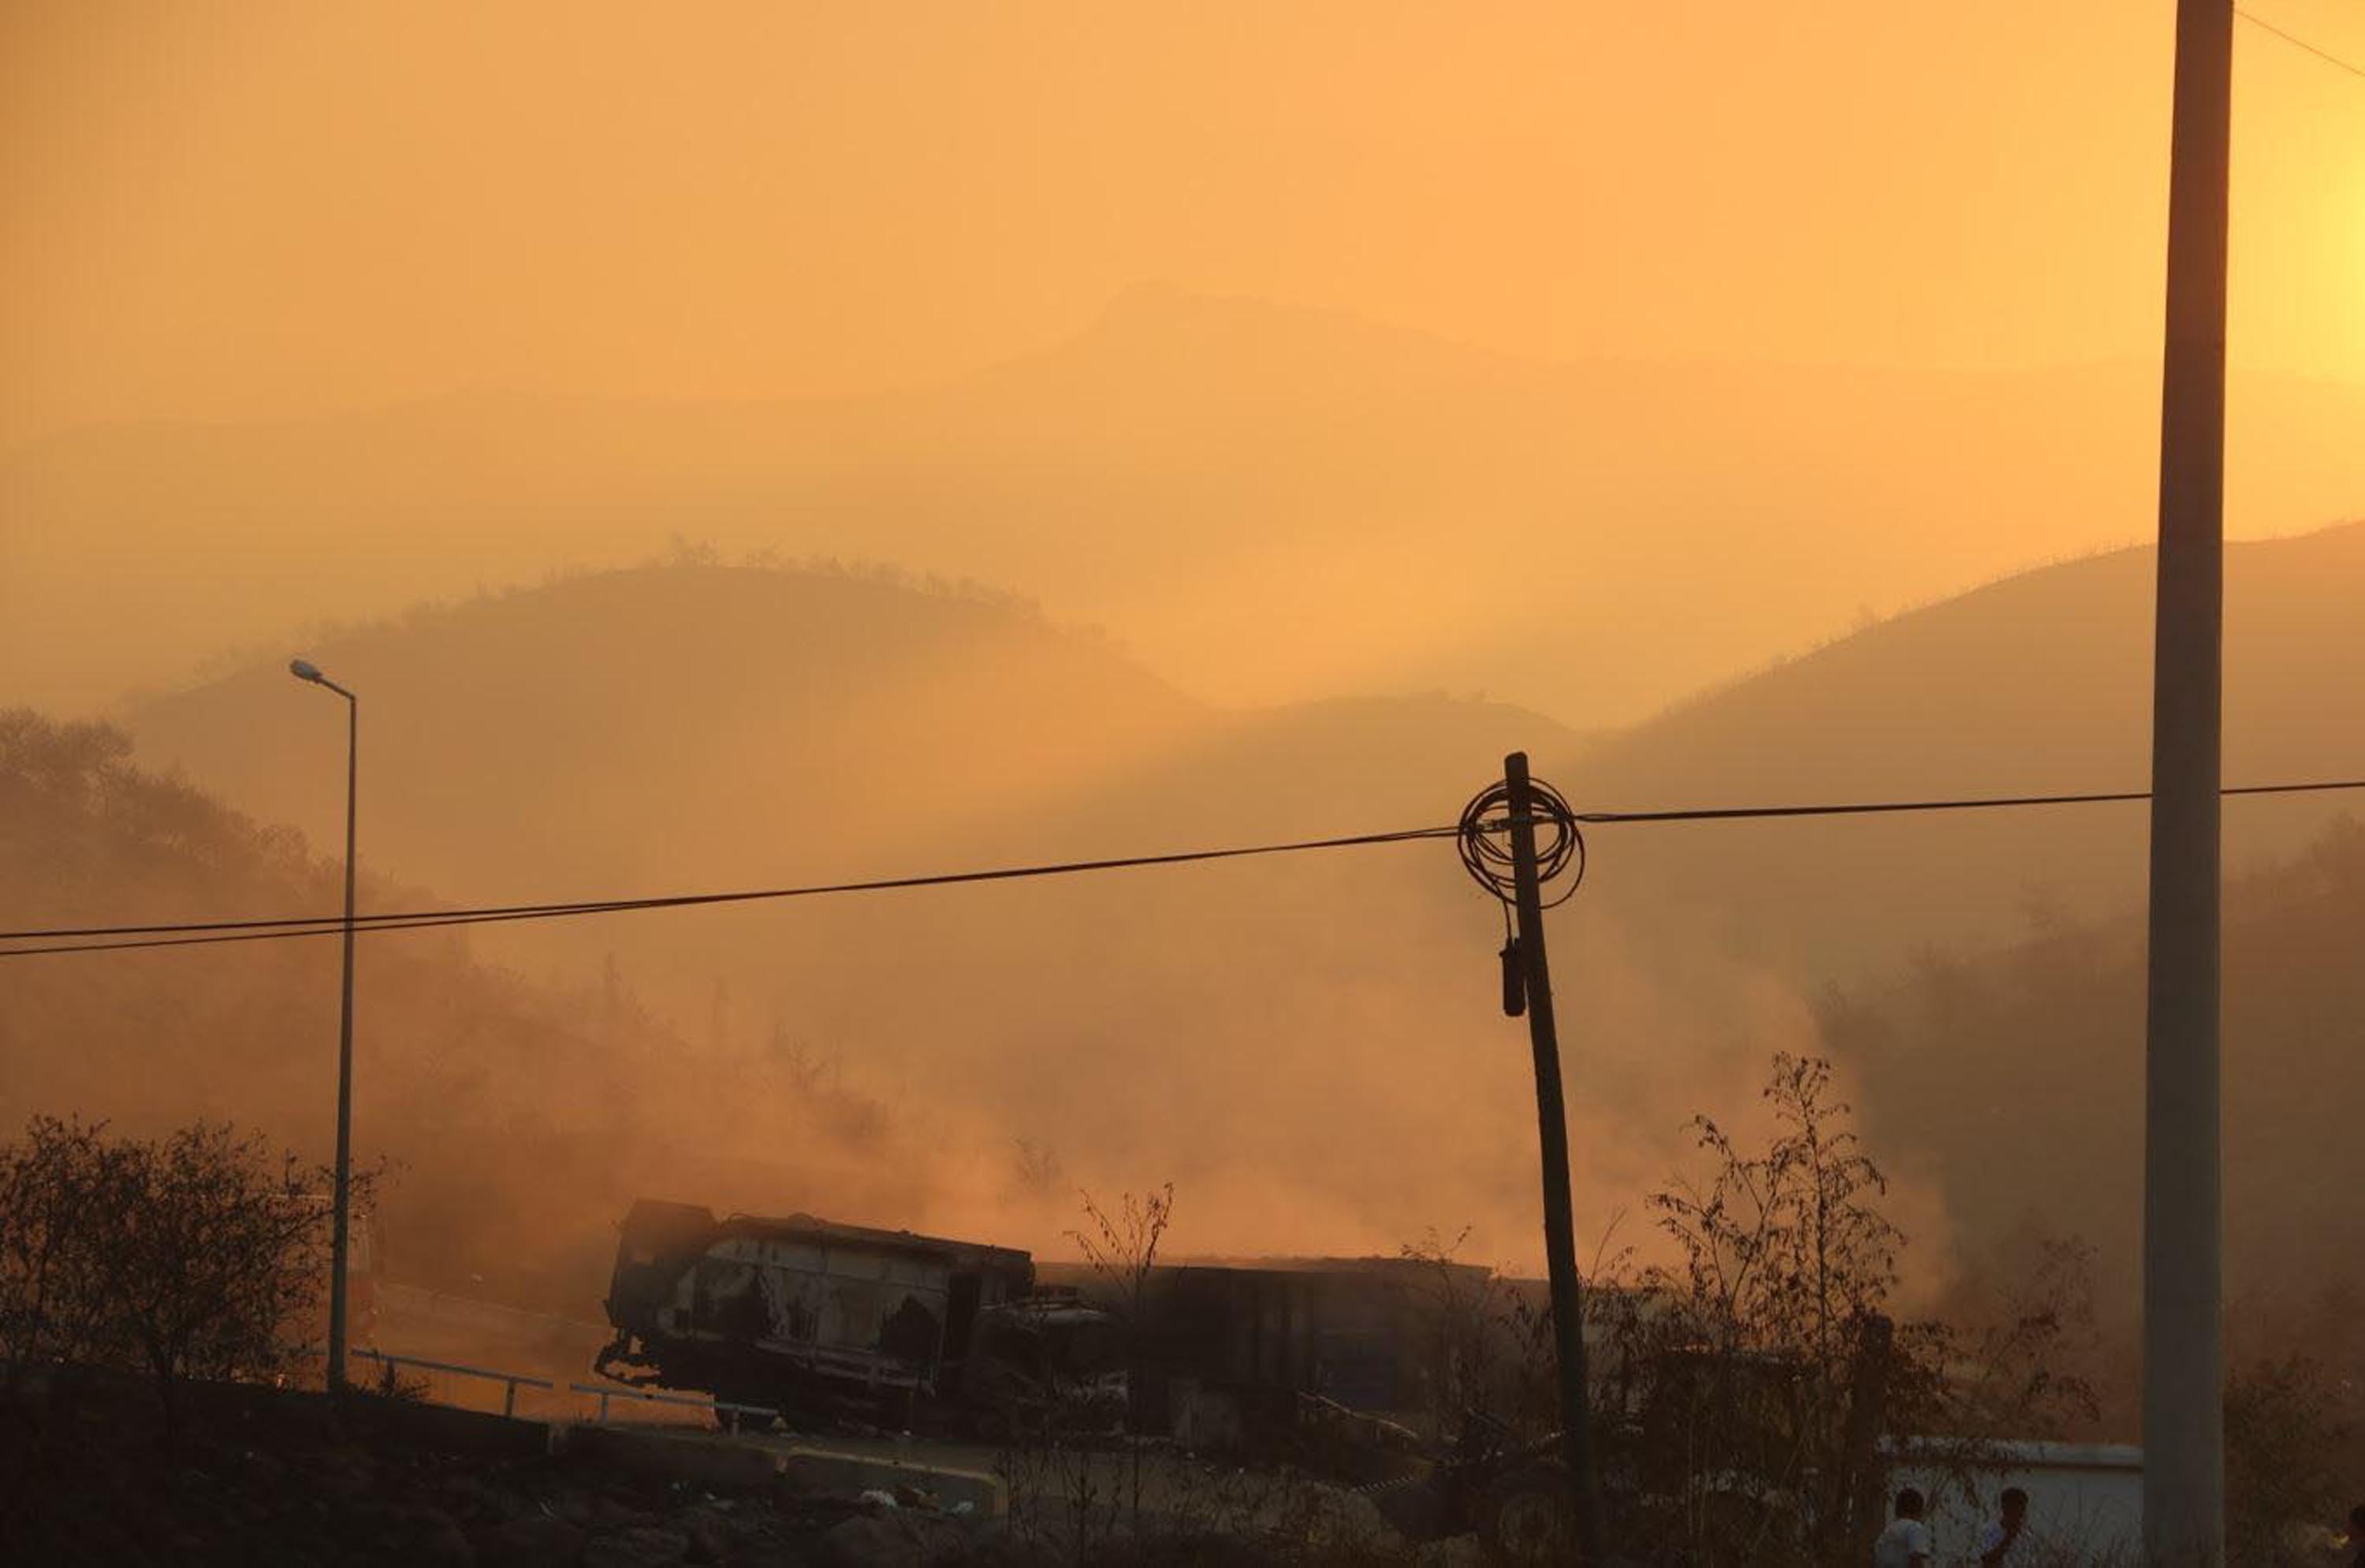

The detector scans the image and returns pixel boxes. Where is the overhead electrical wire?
[1573,776,2365,825]
[0,825,1465,956]
[5,776,2363,959]
[2237,7,2365,82]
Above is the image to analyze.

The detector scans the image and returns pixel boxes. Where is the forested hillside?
[0,711,937,1311]
[1826,815,2365,1320]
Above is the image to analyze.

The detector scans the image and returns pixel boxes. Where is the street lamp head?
[289,658,325,683]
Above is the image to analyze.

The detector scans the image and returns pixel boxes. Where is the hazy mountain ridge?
[21,531,2365,1304]
[109,565,1749,1275]
[11,285,2364,726]
[127,561,1213,899]
[0,709,989,1311]
[123,557,1609,909]
[1826,814,2365,1315]
[1562,521,2365,978]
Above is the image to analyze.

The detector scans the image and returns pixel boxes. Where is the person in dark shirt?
[1976,1487,2028,1566]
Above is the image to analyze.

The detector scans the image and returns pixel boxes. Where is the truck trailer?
[593,1198,1121,1432]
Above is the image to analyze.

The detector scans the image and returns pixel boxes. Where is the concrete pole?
[1503,752,1606,1560]
[2143,2,2232,1559]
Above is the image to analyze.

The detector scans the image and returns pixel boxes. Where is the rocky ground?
[0,1372,979,1566]
[0,1371,1444,1566]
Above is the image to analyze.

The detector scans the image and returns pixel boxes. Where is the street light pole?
[291,658,358,1395]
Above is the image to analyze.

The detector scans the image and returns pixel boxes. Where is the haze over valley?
[9,516,2363,1332]
[8,7,2365,1518]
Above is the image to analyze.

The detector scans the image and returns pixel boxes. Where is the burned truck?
[593,1199,1123,1432]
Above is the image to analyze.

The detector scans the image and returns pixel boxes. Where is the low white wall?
[1886,1439,2143,1566]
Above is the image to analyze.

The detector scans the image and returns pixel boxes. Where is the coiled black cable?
[1457,777,1585,909]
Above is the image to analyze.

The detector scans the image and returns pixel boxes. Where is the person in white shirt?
[1976,1487,2029,1565]
[1873,1488,1935,1568]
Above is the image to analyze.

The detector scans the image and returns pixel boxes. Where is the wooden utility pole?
[2144,1,2233,1559]
[1502,751,1607,1561]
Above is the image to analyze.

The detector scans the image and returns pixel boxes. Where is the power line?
[0,902,684,960]
[0,825,1463,955]
[5,777,2361,959]
[1575,776,2365,825]
[2238,7,2365,80]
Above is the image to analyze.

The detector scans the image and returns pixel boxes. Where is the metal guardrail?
[346,1348,780,1431]
[570,1380,781,1432]
[354,1346,554,1418]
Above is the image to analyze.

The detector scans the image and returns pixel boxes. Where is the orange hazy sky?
[6,1,2363,447]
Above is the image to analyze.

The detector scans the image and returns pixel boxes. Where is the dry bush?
[1070,1183,1175,1324]
[2225,1353,2352,1565]
[1560,1056,2093,1564]
[1394,1225,1560,1447]
[0,1115,377,1436]
[993,1183,1179,1558]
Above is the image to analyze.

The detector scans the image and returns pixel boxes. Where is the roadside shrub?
[0,1114,377,1434]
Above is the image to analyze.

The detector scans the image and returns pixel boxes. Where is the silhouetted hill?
[109,535,2365,1288]
[1562,521,2365,978]
[9,286,2363,724]
[128,561,1210,899]
[124,558,1600,914]
[0,710,957,1311]
[117,564,1625,1275]
[1824,815,2365,1321]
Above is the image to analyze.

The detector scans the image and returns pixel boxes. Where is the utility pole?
[2144,1,2233,1560]
[1499,752,1606,1561]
